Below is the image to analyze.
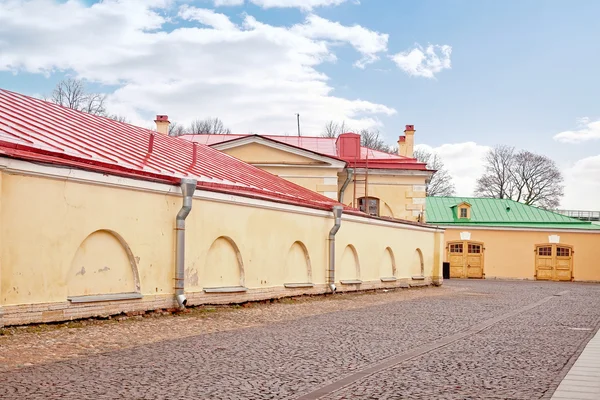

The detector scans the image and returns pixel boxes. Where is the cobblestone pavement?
[1,280,599,399]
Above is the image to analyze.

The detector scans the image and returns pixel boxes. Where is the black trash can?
[443,262,450,280]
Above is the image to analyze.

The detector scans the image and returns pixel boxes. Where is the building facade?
[181,126,433,222]
[0,89,444,327]
[426,197,600,282]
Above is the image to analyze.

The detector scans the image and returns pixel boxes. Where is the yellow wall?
[224,142,325,165]
[221,144,341,200]
[443,228,600,281]
[0,170,442,317]
[339,172,427,222]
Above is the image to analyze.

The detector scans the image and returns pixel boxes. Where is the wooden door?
[448,242,465,278]
[447,241,484,279]
[555,246,573,281]
[535,245,553,280]
[466,243,484,278]
[535,244,573,281]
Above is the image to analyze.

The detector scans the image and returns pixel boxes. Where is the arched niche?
[380,247,397,278]
[339,244,360,282]
[67,230,140,297]
[284,241,312,285]
[204,236,244,288]
[412,248,425,277]
[381,202,395,218]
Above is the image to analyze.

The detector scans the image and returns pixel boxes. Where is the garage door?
[447,241,484,279]
[535,244,573,281]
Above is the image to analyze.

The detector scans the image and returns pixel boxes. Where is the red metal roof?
[0,89,345,211]
[181,134,428,170]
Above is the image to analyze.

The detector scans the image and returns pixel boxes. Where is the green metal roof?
[425,197,600,230]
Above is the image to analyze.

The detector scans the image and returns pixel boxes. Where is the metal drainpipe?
[338,168,354,203]
[327,205,344,292]
[175,178,198,309]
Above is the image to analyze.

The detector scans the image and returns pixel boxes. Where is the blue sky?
[1,0,599,208]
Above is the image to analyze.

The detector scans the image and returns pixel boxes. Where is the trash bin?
[443,262,450,280]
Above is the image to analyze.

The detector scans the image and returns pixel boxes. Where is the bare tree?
[359,128,392,152]
[321,120,350,138]
[106,114,130,123]
[321,120,395,152]
[475,145,515,199]
[188,117,231,134]
[168,122,186,137]
[48,78,107,115]
[475,146,564,209]
[413,148,455,197]
[509,151,564,209]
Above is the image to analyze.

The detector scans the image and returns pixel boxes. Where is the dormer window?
[454,201,471,220]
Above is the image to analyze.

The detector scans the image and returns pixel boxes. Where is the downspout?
[327,205,344,292]
[338,168,354,203]
[175,178,198,309]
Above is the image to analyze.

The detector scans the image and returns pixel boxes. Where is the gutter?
[175,178,198,309]
[327,205,344,292]
[338,168,353,203]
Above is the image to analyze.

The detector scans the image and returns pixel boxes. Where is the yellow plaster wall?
[339,172,427,222]
[221,144,340,199]
[443,228,600,281]
[0,171,442,310]
[223,142,325,165]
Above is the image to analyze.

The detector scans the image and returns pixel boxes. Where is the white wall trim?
[253,163,344,171]
[212,136,347,169]
[354,168,432,177]
[0,156,441,233]
[343,214,443,233]
[430,223,600,234]
[276,174,339,180]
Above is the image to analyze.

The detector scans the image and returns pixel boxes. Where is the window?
[460,208,468,218]
[468,244,481,254]
[358,197,379,216]
[538,246,552,256]
[450,243,463,253]
[557,247,571,257]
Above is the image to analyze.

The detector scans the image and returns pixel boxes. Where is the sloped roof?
[181,134,428,170]
[426,197,600,230]
[0,89,343,211]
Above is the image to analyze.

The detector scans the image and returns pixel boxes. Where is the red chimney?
[336,133,361,159]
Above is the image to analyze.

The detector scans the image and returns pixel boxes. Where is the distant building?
[426,197,600,282]
[180,125,432,222]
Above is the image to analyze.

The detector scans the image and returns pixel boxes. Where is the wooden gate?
[535,244,573,281]
[447,241,484,279]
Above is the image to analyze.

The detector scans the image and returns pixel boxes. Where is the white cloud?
[179,6,238,31]
[291,14,388,68]
[0,0,395,134]
[553,118,600,143]
[249,0,350,10]
[562,155,600,209]
[415,142,490,196]
[214,0,245,6]
[391,44,452,78]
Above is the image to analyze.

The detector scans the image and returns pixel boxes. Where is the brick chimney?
[336,132,361,159]
[155,115,169,135]
[398,124,415,157]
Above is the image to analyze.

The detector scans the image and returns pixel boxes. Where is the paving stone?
[0,280,598,399]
